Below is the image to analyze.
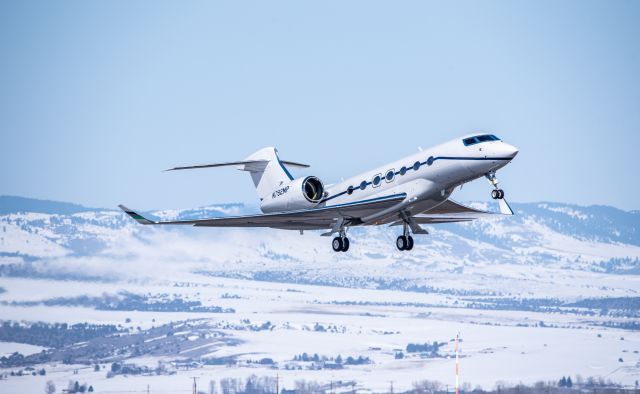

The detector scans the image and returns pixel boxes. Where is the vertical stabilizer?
[241,147,293,201]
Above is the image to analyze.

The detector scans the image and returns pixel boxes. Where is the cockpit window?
[463,134,500,146]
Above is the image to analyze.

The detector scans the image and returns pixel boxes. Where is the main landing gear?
[332,229,350,252]
[486,171,505,200]
[328,216,424,252]
[396,222,414,251]
[396,235,414,251]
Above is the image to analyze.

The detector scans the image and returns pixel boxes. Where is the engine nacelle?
[260,176,325,213]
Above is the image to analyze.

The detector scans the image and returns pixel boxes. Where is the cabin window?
[359,181,367,190]
[347,186,354,195]
[385,170,395,182]
[427,156,434,166]
[399,166,407,176]
[372,174,382,187]
[413,161,421,171]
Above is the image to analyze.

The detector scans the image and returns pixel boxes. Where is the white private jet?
[120,133,518,252]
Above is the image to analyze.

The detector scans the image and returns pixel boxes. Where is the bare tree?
[294,379,325,394]
[209,380,218,394]
[220,378,232,394]
[45,380,56,394]
[412,380,443,394]
[220,377,244,394]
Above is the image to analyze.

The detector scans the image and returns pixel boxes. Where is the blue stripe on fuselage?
[320,156,512,203]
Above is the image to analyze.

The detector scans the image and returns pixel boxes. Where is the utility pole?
[276,373,279,394]
[455,332,460,394]
[389,380,394,394]
[191,377,200,394]
[147,384,150,394]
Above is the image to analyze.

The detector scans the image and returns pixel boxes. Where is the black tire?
[341,237,350,252]
[332,237,343,252]
[491,189,499,199]
[396,235,407,251]
[406,236,414,251]
[498,189,504,199]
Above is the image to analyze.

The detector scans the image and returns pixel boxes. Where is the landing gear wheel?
[341,237,350,252]
[332,237,343,252]
[396,235,408,251]
[406,236,414,251]
[491,189,504,200]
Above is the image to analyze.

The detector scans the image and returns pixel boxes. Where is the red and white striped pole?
[455,332,460,394]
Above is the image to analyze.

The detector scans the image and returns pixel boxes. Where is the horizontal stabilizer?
[280,160,310,168]
[166,160,264,172]
[166,159,309,172]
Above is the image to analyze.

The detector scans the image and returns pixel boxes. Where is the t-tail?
[165,147,309,202]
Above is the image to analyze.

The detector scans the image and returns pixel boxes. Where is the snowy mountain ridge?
[1,196,639,299]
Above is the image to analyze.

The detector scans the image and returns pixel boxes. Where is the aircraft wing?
[119,193,407,231]
[425,198,512,215]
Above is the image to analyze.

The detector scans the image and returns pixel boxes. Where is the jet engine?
[261,176,325,213]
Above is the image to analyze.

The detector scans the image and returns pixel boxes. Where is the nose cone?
[502,143,519,159]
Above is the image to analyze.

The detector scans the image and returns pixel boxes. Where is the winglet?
[498,198,514,215]
[118,205,156,225]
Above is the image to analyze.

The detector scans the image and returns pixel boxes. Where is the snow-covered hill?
[1,196,638,299]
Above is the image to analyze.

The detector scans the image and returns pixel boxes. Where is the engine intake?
[302,176,324,203]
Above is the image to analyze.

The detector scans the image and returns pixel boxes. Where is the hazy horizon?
[2,193,639,214]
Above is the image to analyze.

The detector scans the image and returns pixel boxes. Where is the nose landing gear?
[486,171,505,200]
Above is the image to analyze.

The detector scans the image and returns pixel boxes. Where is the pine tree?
[559,376,567,387]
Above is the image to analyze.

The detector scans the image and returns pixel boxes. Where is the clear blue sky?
[1,1,639,210]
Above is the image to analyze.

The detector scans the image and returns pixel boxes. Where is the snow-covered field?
[0,274,639,393]
[0,342,47,358]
